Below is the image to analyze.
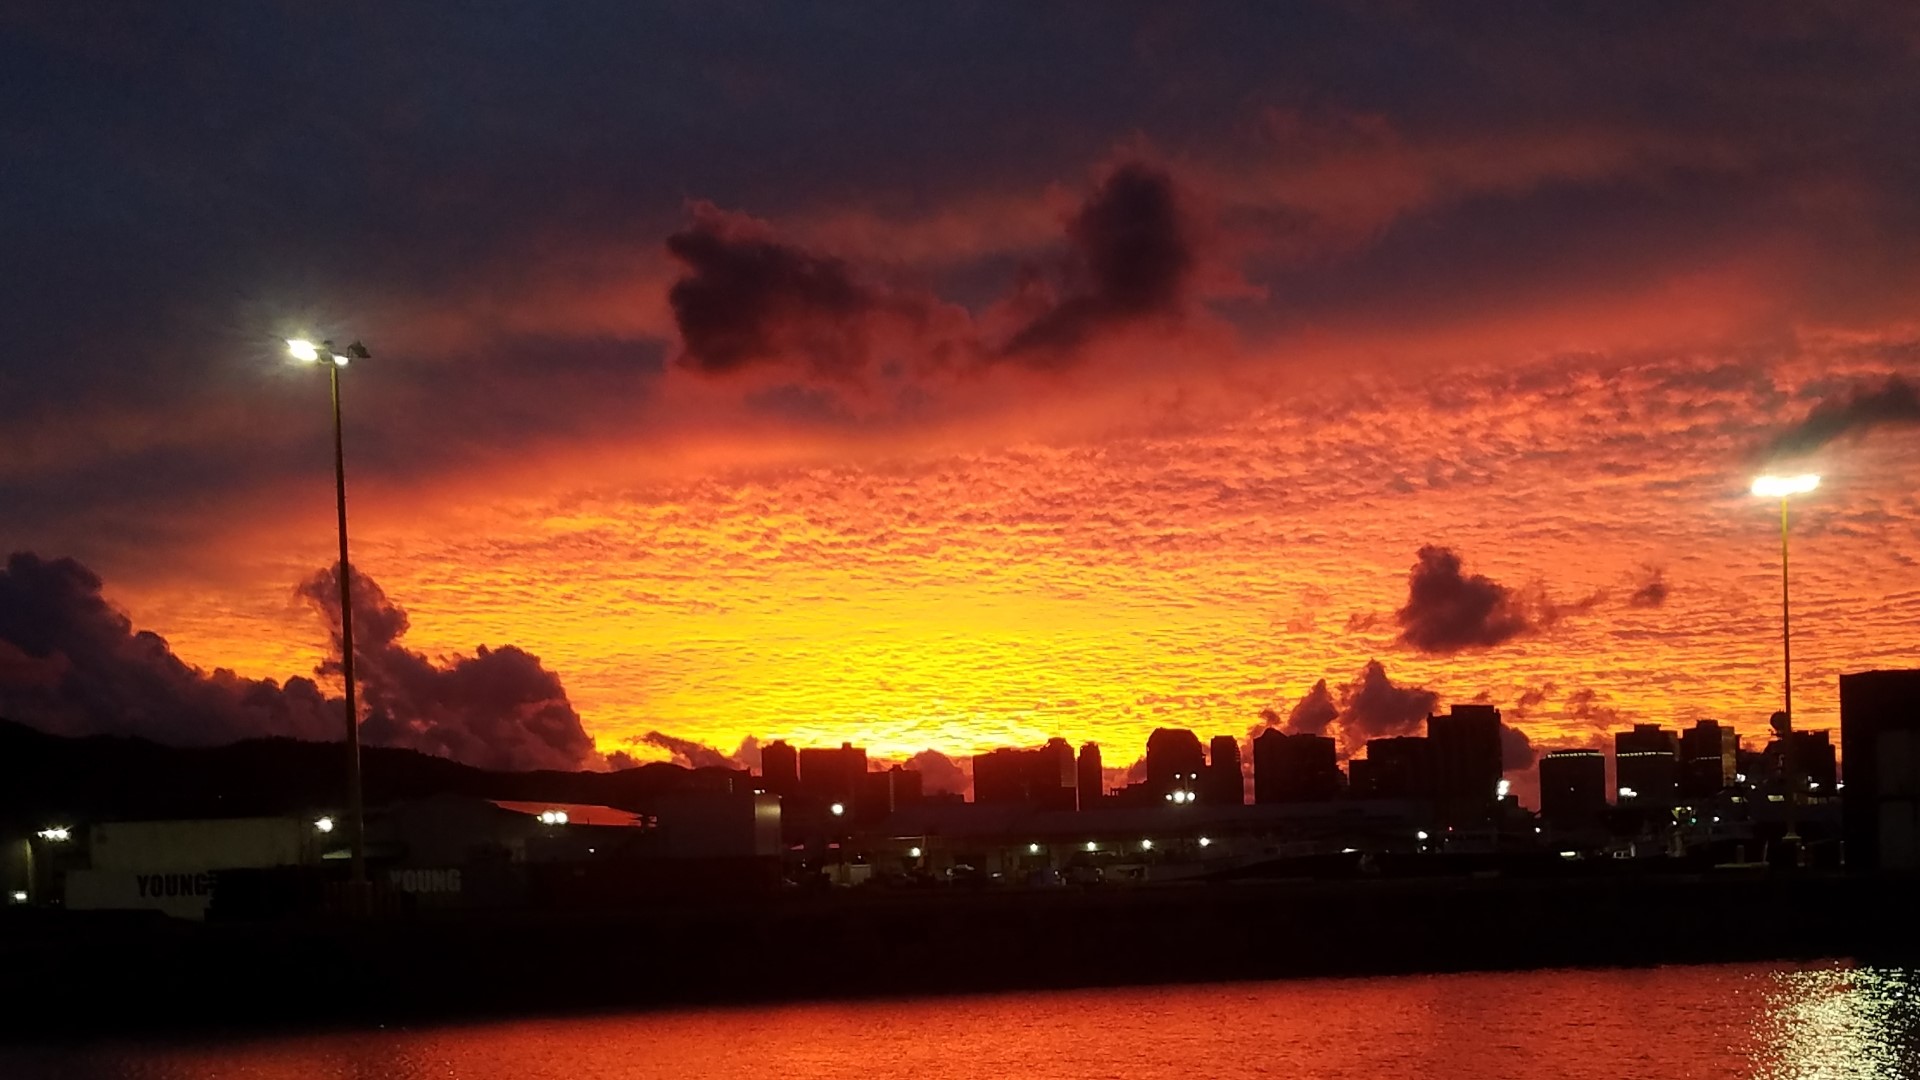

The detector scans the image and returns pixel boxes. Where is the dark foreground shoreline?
[4,872,1914,1040]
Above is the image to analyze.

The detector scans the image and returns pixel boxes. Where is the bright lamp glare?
[313,816,335,834]
[1752,474,1820,498]
[286,338,321,363]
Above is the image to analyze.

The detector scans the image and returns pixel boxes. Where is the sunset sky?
[3,4,1918,802]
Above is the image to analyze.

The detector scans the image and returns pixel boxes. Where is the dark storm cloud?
[1764,376,1920,460]
[1395,546,1535,654]
[0,550,609,773]
[1516,684,1555,712]
[1285,679,1340,735]
[1245,678,1342,749]
[667,203,890,380]
[1001,163,1195,360]
[1500,722,1536,771]
[905,749,970,796]
[731,734,764,770]
[1304,658,1535,770]
[1628,565,1670,609]
[0,552,335,744]
[664,159,1193,380]
[1564,687,1625,729]
[299,565,600,773]
[1336,659,1439,748]
[613,733,760,773]
[634,730,741,771]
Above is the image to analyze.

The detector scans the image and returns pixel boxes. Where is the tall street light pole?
[1750,473,1819,721]
[1751,472,1819,853]
[289,337,372,899]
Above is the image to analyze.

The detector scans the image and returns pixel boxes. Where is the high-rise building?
[1349,736,1432,800]
[1041,737,1077,810]
[761,739,799,797]
[1679,720,1739,798]
[1077,742,1104,810]
[1764,730,1838,792]
[1144,728,1207,801]
[972,740,1076,810]
[1429,704,1504,821]
[1539,749,1607,827]
[972,749,1028,805]
[1251,729,1342,803]
[1840,669,1920,873]
[1614,724,1678,806]
[858,765,923,820]
[1203,735,1245,805]
[797,742,866,806]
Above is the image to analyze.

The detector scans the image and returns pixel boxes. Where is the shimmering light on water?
[6,963,1918,1080]
[1751,966,1920,1079]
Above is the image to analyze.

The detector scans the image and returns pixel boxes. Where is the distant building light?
[1712,816,1721,823]
[8,891,26,904]
[1496,779,1511,799]
[1198,836,1211,847]
[1341,847,1358,854]
[909,846,922,859]
[1415,831,1429,841]
[1559,851,1578,859]
[1767,794,1786,803]
[537,809,570,825]
[1085,841,1097,852]
[1808,782,1821,790]
[829,802,845,817]
[313,816,335,834]
[1028,843,1040,854]
[1141,839,1153,851]
[1735,773,1747,783]
[1618,787,1638,800]
[1533,827,1542,834]
[36,827,70,843]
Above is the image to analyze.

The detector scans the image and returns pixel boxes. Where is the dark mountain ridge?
[0,719,730,832]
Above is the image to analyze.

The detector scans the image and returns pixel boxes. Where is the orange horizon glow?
[109,341,1917,795]
[9,44,1920,806]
